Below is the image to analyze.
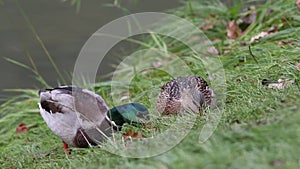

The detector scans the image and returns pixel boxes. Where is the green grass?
[1,0,300,168]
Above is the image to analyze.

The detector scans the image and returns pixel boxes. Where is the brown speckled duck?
[156,75,215,115]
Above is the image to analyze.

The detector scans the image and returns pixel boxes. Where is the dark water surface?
[0,0,182,100]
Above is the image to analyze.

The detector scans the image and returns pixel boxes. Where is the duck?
[156,75,215,115]
[38,86,149,153]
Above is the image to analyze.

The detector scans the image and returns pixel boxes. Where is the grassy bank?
[1,0,300,168]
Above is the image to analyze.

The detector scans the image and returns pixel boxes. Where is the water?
[0,0,182,100]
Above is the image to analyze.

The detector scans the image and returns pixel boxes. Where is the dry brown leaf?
[268,26,277,33]
[250,26,277,43]
[120,95,129,102]
[266,9,273,17]
[152,60,168,68]
[279,41,293,45]
[239,6,257,30]
[123,129,145,139]
[250,32,269,43]
[226,20,242,39]
[200,24,214,31]
[16,123,29,134]
[189,35,201,42]
[207,46,219,55]
[267,79,294,89]
[200,19,214,31]
[270,160,284,167]
[296,60,300,69]
[34,152,55,158]
[296,0,300,9]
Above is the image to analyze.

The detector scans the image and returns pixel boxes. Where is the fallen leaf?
[268,83,284,89]
[270,160,284,167]
[250,32,269,43]
[226,20,242,39]
[123,129,145,139]
[281,17,294,23]
[34,152,55,158]
[119,95,129,102]
[152,60,168,68]
[280,99,291,103]
[200,24,213,31]
[241,6,257,24]
[279,41,293,45]
[296,60,300,70]
[250,26,277,43]
[200,19,214,31]
[26,138,34,142]
[268,26,277,33]
[207,46,219,55]
[238,6,257,31]
[189,35,201,42]
[16,123,28,134]
[266,9,273,17]
[240,42,248,46]
[296,0,300,9]
[279,58,287,62]
[267,78,294,89]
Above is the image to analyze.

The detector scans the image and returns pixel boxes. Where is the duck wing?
[39,86,114,147]
[40,86,109,126]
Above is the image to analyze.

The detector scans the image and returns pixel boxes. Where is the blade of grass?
[4,56,49,88]
[15,0,66,85]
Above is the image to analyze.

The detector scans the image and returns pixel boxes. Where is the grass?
[1,0,300,168]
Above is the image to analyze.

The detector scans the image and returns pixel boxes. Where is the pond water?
[0,0,182,100]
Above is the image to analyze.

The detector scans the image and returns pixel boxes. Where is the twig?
[248,45,258,64]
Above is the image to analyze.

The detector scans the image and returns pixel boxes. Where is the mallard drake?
[156,75,215,115]
[107,103,149,127]
[38,86,149,153]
